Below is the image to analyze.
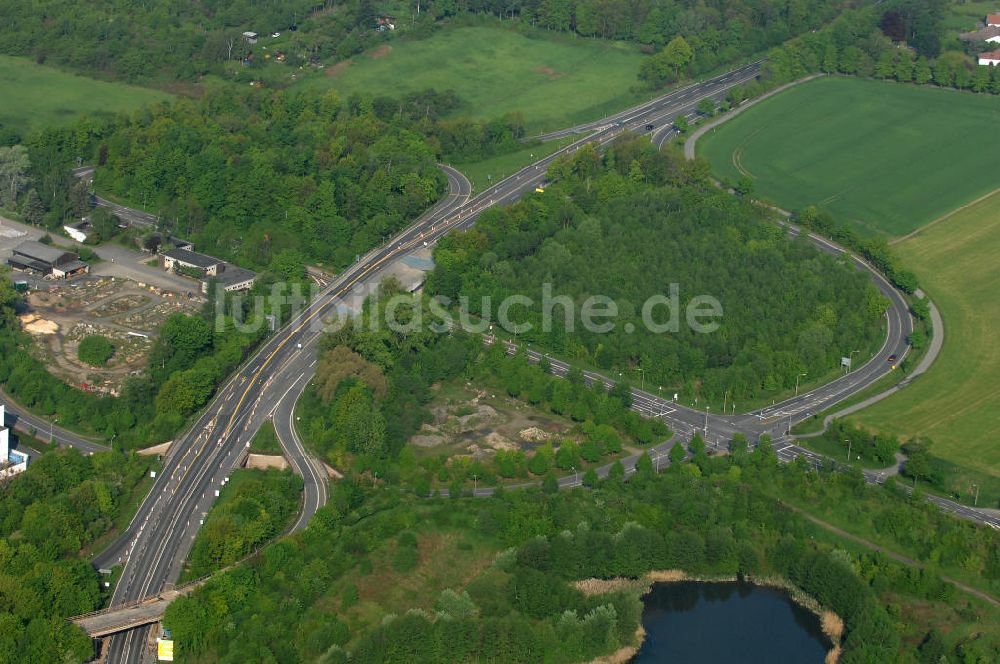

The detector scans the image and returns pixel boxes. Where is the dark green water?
[632,581,829,663]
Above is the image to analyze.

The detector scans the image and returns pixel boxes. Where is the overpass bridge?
[70,580,205,638]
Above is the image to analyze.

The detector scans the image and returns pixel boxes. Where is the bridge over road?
[70,581,204,638]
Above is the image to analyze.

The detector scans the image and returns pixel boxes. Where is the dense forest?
[16,85,524,272]
[163,435,1000,662]
[0,0,351,83]
[0,447,152,662]
[427,137,886,403]
[89,89,443,271]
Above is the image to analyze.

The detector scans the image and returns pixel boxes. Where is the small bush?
[341,584,358,609]
[78,335,114,366]
[392,544,419,572]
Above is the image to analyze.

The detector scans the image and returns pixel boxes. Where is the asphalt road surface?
[0,388,108,454]
[90,62,999,662]
[74,166,158,229]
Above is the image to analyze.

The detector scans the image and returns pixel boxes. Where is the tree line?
[15,85,527,275]
[731,1,1000,109]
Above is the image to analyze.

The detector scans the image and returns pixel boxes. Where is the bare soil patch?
[368,45,392,59]
[325,60,352,77]
[407,382,571,462]
[535,66,566,80]
[19,276,199,395]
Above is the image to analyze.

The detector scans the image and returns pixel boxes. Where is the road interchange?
[78,60,999,661]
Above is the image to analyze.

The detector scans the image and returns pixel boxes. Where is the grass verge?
[453,134,580,193]
[250,420,284,455]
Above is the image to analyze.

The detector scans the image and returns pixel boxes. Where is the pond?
[632,581,830,663]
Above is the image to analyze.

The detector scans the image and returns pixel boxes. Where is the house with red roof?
[988,13,1000,27]
[978,48,1000,65]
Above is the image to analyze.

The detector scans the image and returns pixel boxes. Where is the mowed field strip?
[0,55,171,133]
[294,26,645,134]
[698,76,1000,237]
[857,190,1000,476]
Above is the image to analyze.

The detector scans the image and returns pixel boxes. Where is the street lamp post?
[572,466,577,486]
[704,406,709,436]
[795,372,807,397]
[50,418,58,443]
[972,483,980,507]
[845,439,852,463]
[848,350,860,373]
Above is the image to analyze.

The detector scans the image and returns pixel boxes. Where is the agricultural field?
[295,26,645,134]
[0,55,170,134]
[857,190,1000,481]
[698,76,1000,237]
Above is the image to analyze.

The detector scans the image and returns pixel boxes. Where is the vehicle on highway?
[645,123,655,131]
[887,354,897,364]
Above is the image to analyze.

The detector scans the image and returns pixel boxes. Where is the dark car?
[645,123,655,131]
[887,354,897,364]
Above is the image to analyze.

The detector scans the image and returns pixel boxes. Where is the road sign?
[157,639,174,661]
[841,356,851,367]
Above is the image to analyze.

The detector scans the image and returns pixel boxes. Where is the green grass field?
[857,191,1000,481]
[0,55,170,133]
[698,76,1000,237]
[295,27,645,134]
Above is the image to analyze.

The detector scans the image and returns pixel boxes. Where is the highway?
[533,61,762,141]
[99,163,473,662]
[84,59,999,661]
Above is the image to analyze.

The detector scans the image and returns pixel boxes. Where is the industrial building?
[162,248,257,293]
[7,240,90,279]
